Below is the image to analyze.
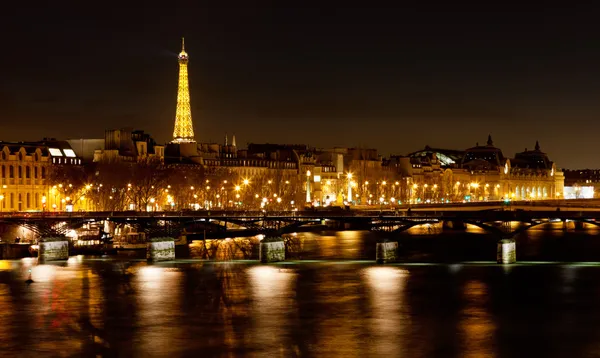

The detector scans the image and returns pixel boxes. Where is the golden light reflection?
[31,264,58,282]
[363,264,410,355]
[0,260,13,271]
[247,266,295,355]
[459,280,496,358]
[136,265,183,355]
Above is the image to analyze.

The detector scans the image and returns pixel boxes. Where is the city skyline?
[2,5,600,167]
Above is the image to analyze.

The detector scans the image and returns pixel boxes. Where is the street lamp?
[347,173,353,204]
[306,170,311,203]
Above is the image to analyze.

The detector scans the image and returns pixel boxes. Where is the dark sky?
[1,4,600,168]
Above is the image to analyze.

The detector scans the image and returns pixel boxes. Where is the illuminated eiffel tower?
[172,37,195,143]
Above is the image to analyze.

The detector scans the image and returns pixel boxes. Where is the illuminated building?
[0,140,81,211]
[391,136,564,202]
[563,169,600,199]
[172,37,195,143]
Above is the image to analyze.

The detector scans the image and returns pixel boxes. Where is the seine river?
[2,226,600,357]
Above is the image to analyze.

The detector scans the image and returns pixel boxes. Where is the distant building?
[0,139,81,211]
[66,138,104,163]
[562,169,600,199]
[94,128,163,162]
[388,136,565,203]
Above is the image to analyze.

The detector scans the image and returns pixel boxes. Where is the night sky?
[2,4,600,168]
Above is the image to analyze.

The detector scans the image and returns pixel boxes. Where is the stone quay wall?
[39,239,69,262]
[147,238,176,262]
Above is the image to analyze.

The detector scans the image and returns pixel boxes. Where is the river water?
[3,227,600,357]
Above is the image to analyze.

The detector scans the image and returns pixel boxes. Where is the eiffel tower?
[172,37,195,143]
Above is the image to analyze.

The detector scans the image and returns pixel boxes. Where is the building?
[93,128,163,162]
[562,169,600,199]
[0,139,82,211]
[389,136,564,203]
[66,138,104,163]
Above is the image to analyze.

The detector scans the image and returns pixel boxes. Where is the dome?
[461,135,505,170]
[512,141,552,169]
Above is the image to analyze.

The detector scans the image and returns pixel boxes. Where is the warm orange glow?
[172,37,195,142]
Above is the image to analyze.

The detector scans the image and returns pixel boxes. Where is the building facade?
[0,140,82,211]
[390,136,565,203]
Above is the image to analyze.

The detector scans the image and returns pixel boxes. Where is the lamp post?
[306,170,311,204]
[347,173,353,204]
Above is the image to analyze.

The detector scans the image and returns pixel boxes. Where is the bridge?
[1,200,600,240]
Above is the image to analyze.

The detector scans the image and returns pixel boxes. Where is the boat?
[113,232,147,252]
[71,231,115,255]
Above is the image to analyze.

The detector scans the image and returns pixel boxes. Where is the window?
[18,166,22,179]
[0,165,4,178]
[63,149,76,158]
[26,193,30,208]
[9,193,13,209]
[34,167,38,179]
[41,167,46,179]
[49,148,63,157]
[9,166,13,178]
[25,166,30,179]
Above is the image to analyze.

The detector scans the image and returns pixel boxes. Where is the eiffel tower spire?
[172,37,195,143]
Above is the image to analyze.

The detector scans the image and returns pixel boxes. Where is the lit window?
[63,149,76,158]
[49,148,63,157]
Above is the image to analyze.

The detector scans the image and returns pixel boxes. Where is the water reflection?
[308,264,369,356]
[3,227,600,356]
[248,266,296,355]
[459,280,496,358]
[135,266,184,356]
[364,266,409,355]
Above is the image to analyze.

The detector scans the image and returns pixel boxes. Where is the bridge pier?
[376,241,398,264]
[38,238,69,262]
[260,239,285,263]
[147,237,175,262]
[497,238,516,264]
